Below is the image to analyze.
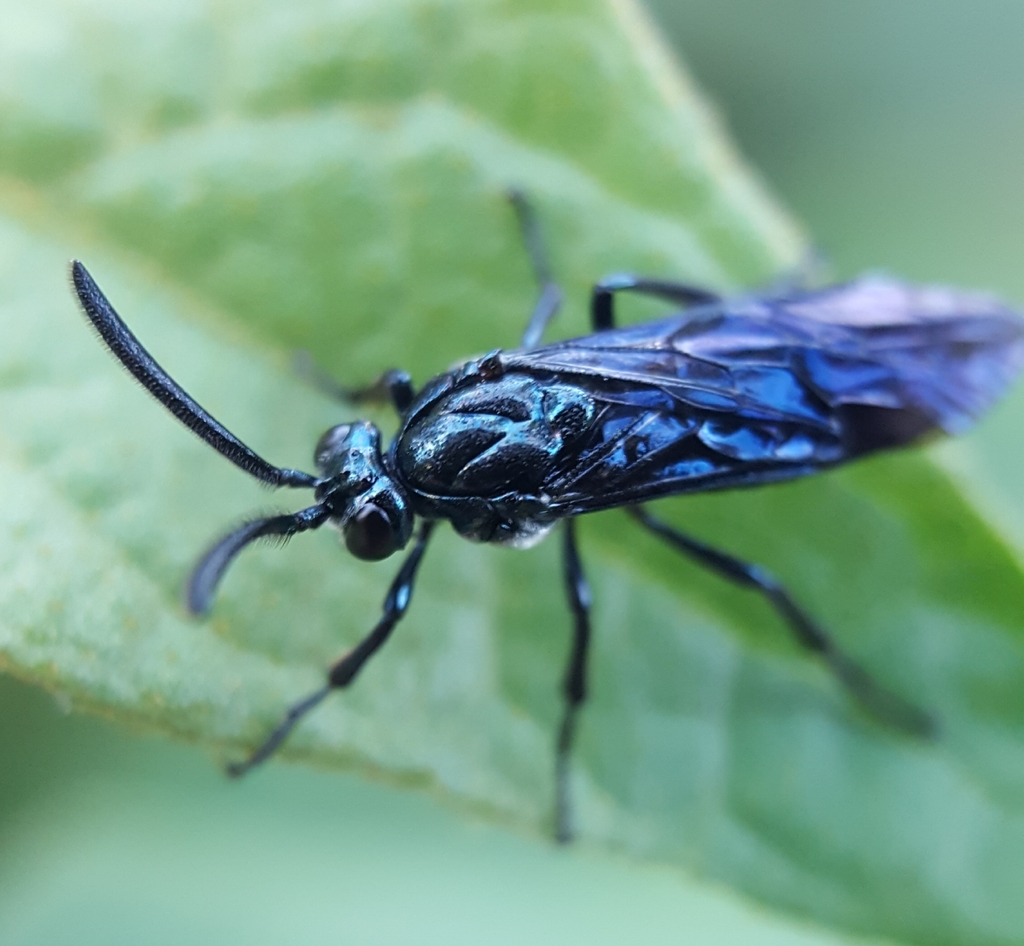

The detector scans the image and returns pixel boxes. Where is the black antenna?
[71,261,318,489]
[187,505,331,615]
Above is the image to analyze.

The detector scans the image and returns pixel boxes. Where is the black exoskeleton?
[71,191,1024,842]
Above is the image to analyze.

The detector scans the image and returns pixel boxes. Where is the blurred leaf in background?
[2,1,1024,945]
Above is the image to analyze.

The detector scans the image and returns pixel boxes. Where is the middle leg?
[555,517,593,843]
[507,188,565,349]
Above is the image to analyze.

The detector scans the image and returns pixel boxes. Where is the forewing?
[501,276,1024,513]
[780,277,1024,434]
[502,311,841,511]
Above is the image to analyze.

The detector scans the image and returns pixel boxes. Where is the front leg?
[227,520,436,777]
[294,351,415,415]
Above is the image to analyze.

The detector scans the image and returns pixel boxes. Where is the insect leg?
[507,188,564,349]
[591,275,722,331]
[293,352,414,415]
[627,506,935,737]
[555,518,592,843]
[71,262,317,490]
[226,520,436,778]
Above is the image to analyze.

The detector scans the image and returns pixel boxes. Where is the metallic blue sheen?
[389,275,1024,542]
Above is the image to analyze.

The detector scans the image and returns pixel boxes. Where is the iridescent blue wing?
[501,276,1024,513]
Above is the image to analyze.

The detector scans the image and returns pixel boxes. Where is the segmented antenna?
[71,261,318,489]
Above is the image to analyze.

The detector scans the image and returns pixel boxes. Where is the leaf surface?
[2,2,1024,945]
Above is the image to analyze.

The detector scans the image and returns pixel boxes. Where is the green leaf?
[2,2,1024,945]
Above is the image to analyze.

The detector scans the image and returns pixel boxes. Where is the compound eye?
[315,424,353,468]
[343,503,399,561]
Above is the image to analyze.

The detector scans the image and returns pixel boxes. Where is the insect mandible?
[71,192,1024,842]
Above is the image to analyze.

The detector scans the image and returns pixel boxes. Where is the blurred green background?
[2,1,1023,943]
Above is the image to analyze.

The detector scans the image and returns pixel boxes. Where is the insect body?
[71,196,1024,842]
